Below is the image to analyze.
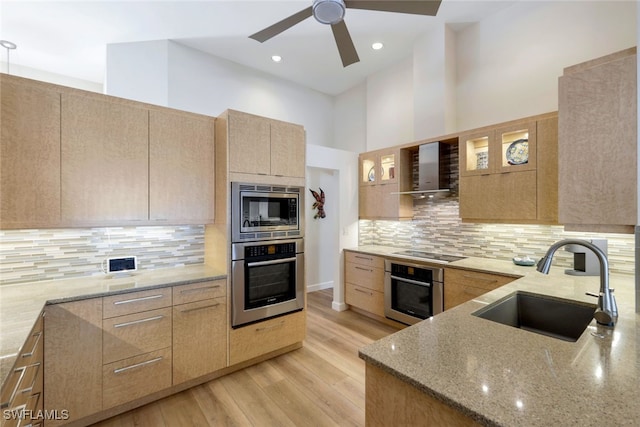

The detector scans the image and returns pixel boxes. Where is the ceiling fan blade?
[344,0,441,16]
[249,6,313,42]
[331,20,360,67]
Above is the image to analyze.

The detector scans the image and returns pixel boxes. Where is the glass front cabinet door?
[359,150,398,185]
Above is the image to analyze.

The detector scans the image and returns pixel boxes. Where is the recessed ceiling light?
[271,55,282,63]
[372,42,384,50]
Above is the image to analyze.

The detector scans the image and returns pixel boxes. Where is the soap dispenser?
[564,239,608,276]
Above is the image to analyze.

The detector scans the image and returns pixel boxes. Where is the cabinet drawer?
[345,251,384,269]
[2,362,41,415]
[103,307,172,364]
[345,262,384,292]
[345,283,384,317]
[173,279,226,305]
[103,287,172,319]
[103,347,172,409]
[229,310,305,366]
[445,268,515,292]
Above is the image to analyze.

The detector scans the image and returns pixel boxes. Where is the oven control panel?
[245,242,297,259]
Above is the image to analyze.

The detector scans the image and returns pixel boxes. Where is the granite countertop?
[0,264,226,388]
[353,245,639,426]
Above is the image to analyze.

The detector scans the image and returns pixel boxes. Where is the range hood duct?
[391,142,451,198]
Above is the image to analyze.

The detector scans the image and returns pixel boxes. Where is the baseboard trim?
[307,281,333,293]
[332,301,348,312]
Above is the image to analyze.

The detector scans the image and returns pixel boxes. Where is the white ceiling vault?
[0,0,518,95]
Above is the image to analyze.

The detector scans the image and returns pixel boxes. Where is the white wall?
[306,144,359,311]
[366,57,415,151]
[106,40,335,148]
[333,82,367,153]
[3,63,103,93]
[455,0,637,131]
[106,40,169,106]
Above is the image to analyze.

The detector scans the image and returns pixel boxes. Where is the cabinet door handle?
[354,266,373,272]
[113,294,164,305]
[179,303,220,314]
[461,274,498,284]
[179,285,220,294]
[113,357,163,374]
[255,321,285,332]
[21,331,42,358]
[113,315,164,328]
[354,288,373,296]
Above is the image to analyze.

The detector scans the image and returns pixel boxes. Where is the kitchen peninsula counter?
[0,264,226,387]
[355,246,639,426]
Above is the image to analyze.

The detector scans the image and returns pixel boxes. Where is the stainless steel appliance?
[231,239,304,328]
[384,260,444,325]
[232,182,304,242]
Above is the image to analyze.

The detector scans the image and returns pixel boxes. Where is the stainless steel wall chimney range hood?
[393,142,450,198]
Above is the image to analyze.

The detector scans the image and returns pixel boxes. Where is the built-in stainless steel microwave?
[231,182,304,242]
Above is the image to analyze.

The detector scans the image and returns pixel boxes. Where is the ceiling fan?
[249,0,442,68]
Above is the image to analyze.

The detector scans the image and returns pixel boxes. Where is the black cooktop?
[393,250,466,263]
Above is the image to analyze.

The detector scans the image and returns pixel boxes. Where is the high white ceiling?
[0,1,518,95]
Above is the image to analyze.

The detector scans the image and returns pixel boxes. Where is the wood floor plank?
[218,369,297,427]
[89,289,401,427]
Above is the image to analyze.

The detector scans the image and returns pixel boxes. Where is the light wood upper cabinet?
[226,110,305,179]
[61,93,149,225]
[0,75,61,228]
[558,47,637,233]
[270,120,306,178]
[228,110,270,175]
[458,113,557,224]
[358,148,412,220]
[149,109,215,223]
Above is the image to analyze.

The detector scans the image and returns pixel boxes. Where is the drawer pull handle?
[113,357,163,374]
[180,285,220,295]
[255,321,285,332]
[354,255,372,261]
[354,266,373,272]
[461,274,498,284]
[113,294,164,305]
[179,303,220,314]
[21,331,42,358]
[114,315,164,328]
[354,288,373,296]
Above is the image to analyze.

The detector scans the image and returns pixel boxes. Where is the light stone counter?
[0,264,226,389]
[352,245,639,426]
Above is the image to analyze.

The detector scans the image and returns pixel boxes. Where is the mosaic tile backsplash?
[359,198,636,276]
[0,226,205,285]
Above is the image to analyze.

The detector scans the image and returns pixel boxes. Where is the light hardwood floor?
[92,289,402,427]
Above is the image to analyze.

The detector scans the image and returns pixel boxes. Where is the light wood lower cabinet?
[44,298,103,427]
[344,251,385,317]
[229,310,306,366]
[366,363,480,426]
[102,307,172,365]
[444,268,517,310]
[102,347,172,409]
[173,297,227,384]
[1,312,44,427]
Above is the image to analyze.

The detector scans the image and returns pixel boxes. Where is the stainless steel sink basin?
[472,291,596,342]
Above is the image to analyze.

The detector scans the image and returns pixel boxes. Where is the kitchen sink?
[472,291,596,342]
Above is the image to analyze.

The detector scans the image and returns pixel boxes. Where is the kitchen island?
[359,256,639,426]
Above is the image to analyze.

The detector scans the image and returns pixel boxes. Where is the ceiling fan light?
[312,0,346,25]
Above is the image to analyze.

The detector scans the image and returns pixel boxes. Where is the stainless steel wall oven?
[384,260,444,325]
[232,182,304,242]
[231,239,304,328]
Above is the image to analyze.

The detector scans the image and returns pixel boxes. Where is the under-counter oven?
[384,260,444,325]
[231,239,304,328]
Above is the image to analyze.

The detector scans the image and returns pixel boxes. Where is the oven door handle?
[390,275,431,288]
[247,257,298,267]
